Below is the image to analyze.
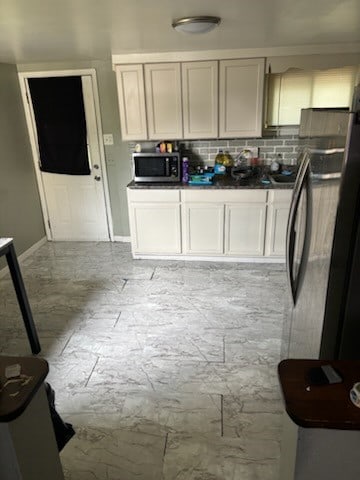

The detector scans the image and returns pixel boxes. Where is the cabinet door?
[130,203,181,254]
[115,64,147,140]
[219,58,265,138]
[183,203,224,254]
[265,203,290,256]
[144,63,183,140]
[182,61,218,139]
[225,204,266,255]
[265,190,292,256]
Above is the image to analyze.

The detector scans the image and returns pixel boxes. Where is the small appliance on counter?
[132,152,181,182]
[188,172,215,185]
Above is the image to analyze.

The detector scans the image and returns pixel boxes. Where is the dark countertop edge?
[127,180,294,190]
[0,356,49,423]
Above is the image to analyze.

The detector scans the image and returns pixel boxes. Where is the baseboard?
[0,236,47,279]
[132,254,285,263]
[113,236,131,243]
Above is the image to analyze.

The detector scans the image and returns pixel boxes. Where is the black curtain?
[28,76,90,175]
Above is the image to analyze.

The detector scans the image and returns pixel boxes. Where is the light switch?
[103,134,114,145]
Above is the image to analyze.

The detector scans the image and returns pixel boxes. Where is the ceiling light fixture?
[172,16,221,34]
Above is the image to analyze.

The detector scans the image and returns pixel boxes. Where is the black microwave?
[132,153,181,182]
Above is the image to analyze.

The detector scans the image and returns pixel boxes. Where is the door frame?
[18,68,114,241]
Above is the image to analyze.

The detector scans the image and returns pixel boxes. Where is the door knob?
[94,176,101,181]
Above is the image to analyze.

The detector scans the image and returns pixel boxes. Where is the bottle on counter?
[182,157,189,183]
[223,151,234,167]
[214,149,226,175]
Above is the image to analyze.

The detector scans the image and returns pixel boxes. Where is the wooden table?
[278,359,360,480]
[0,238,41,354]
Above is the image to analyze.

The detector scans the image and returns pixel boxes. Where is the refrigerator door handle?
[311,172,341,180]
[286,152,310,304]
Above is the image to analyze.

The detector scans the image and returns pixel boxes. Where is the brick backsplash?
[128,126,300,167]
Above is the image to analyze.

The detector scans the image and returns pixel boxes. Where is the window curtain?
[28,76,90,175]
[266,65,360,126]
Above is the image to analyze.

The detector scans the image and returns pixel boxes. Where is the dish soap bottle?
[182,157,189,183]
[223,151,234,167]
[214,150,226,175]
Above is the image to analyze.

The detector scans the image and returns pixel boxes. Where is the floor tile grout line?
[84,356,99,387]
[221,394,224,437]
[163,432,169,459]
[60,331,75,356]
[113,310,122,328]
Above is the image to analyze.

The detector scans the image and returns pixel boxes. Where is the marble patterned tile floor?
[0,241,287,479]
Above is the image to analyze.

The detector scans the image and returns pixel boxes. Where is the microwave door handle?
[286,153,309,304]
[165,158,170,176]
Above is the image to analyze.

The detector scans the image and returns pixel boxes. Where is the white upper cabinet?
[182,61,218,139]
[115,64,147,141]
[144,63,183,140]
[219,58,265,138]
[114,57,265,141]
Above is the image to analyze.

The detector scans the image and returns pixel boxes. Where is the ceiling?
[1,0,360,64]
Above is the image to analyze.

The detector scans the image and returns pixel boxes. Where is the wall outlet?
[103,133,114,146]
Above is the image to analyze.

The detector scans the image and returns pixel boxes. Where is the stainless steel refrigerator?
[283,87,360,359]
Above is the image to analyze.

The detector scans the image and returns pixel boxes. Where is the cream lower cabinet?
[128,188,292,258]
[265,190,293,256]
[182,190,267,256]
[224,190,267,256]
[127,189,181,254]
[225,204,267,256]
[183,203,224,254]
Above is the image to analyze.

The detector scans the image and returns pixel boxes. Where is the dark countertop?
[278,359,360,430]
[127,174,294,190]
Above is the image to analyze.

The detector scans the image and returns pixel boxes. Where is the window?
[266,65,360,126]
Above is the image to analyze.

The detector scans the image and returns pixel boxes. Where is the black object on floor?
[0,238,41,354]
[45,382,75,452]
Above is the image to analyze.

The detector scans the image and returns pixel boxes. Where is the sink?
[269,173,296,186]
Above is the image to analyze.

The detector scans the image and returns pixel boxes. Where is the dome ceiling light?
[172,16,221,34]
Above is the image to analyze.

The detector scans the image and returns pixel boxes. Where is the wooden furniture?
[114,58,265,141]
[219,58,265,138]
[0,355,64,479]
[0,239,40,354]
[182,61,218,139]
[278,359,360,480]
[127,189,182,255]
[127,187,292,259]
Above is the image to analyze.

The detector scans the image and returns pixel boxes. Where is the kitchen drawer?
[181,189,267,203]
[127,188,180,202]
[268,190,293,203]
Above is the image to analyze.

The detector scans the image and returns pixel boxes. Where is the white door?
[24,73,110,241]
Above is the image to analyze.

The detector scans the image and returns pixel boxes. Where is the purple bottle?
[182,157,189,183]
